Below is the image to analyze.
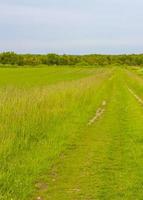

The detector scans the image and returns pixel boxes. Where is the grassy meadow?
[1,65,143,199]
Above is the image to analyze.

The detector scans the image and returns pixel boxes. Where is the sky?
[0,0,143,54]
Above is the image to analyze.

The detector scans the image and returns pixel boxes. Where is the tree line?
[0,52,143,66]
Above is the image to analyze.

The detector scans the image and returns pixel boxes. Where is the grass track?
[0,67,112,200]
[34,69,143,200]
[1,67,143,199]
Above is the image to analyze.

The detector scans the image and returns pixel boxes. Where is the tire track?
[127,87,143,105]
[87,100,107,126]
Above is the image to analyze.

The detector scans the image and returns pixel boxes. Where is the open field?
[1,66,143,199]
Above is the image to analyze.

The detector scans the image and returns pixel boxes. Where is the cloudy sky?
[0,0,143,54]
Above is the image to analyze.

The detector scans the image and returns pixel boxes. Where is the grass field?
[1,66,143,199]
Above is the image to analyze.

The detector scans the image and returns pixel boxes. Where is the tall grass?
[0,67,111,199]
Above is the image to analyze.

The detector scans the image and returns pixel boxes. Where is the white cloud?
[0,4,92,26]
[0,0,143,54]
[1,37,143,54]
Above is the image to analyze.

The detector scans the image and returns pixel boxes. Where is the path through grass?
[1,67,143,199]
[34,69,143,200]
[0,67,112,200]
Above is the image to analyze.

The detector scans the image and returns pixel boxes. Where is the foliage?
[1,52,143,66]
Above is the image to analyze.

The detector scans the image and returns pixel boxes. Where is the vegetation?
[1,65,143,199]
[0,67,110,199]
[1,52,143,66]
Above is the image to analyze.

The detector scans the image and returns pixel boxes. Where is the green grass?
[1,66,143,199]
[0,66,101,88]
[35,69,143,200]
[0,66,112,200]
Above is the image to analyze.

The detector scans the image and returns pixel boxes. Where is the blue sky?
[0,0,143,54]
